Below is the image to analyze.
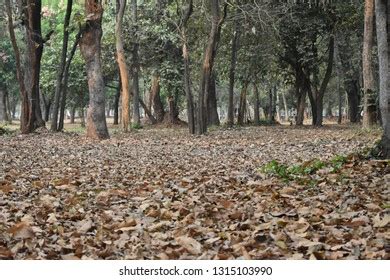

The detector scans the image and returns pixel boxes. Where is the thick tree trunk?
[79,0,109,139]
[197,0,226,135]
[375,0,390,158]
[51,0,72,131]
[227,17,239,127]
[207,72,220,126]
[296,87,306,126]
[131,0,141,127]
[116,0,131,132]
[363,0,377,128]
[253,83,260,125]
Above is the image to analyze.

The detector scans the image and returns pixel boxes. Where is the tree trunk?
[337,33,361,123]
[181,0,195,134]
[363,0,377,128]
[80,107,86,127]
[268,87,274,122]
[79,0,109,139]
[70,106,76,124]
[282,90,288,122]
[131,0,141,127]
[227,17,239,127]
[149,72,165,122]
[237,83,248,126]
[5,0,30,133]
[116,0,131,131]
[375,0,390,158]
[51,0,73,131]
[0,87,9,123]
[207,72,220,126]
[113,82,120,125]
[253,83,260,125]
[296,89,306,126]
[197,0,226,135]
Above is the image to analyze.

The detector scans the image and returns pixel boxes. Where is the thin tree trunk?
[51,0,73,131]
[149,72,164,122]
[116,0,131,132]
[181,0,195,134]
[375,0,390,158]
[5,0,30,133]
[131,0,141,127]
[113,82,120,125]
[363,0,377,128]
[0,87,9,123]
[227,17,239,127]
[282,90,288,122]
[253,83,260,125]
[79,0,109,139]
[58,30,82,131]
[70,106,76,124]
[237,83,248,126]
[80,107,86,127]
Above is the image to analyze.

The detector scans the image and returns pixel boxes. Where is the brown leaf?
[175,236,202,255]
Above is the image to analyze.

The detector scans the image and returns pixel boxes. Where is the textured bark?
[131,0,141,126]
[79,0,109,139]
[207,73,220,126]
[51,0,73,131]
[282,90,288,122]
[268,87,274,122]
[375,0,390,158]
[116,0,131,132]
[80,107,86,127]
[253,83,260,125]
[197,0,226,134]
[227,17,240,127]
[70,106,76,124]
[363,0,377,128]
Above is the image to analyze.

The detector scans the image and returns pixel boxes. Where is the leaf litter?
[0,126,388,259]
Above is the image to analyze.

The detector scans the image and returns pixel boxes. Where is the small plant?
[0,126,13,135]
[131,123,143,130]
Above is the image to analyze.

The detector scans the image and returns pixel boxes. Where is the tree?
[375,0,389,158]
[130,0,141,127]
[362,0,377,128]
[115,0,131,132]
[79,0,109,139]
[197,0,226,135]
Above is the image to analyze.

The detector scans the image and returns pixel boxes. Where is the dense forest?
[0,0,389,260]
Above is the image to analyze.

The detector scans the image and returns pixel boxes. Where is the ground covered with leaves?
[0,125,388,259]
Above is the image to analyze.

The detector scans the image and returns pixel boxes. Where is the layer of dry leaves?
[0,126,388,260]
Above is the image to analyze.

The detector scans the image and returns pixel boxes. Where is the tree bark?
[375,0,390,158]
[113,82,120,125]
[253,83,260,125]
[131,0,141,127]
[363,0,377,128]
[115,0,131,132]
[80,107,86,127]
[237,83,248,126]
[5,0,30,133]
[181,0,195,134]
[51,0,73,131]
[227,17,239,127]
[58,30,82,131]
[149,72,165,122]
[197,0,226,134]
[70,106,76,124]
[0,87,10,123]
[207,72,220,126]
[79,0,109,139]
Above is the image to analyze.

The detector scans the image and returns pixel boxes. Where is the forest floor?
[0,125,389,260]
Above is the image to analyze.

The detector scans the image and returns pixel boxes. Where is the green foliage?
[261,155,348,183]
